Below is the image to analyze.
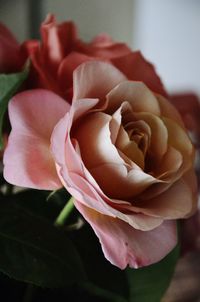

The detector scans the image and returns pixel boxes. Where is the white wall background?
[132,0,200,94]
[43,0,133,43]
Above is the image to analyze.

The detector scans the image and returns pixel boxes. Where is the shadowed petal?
[75,201,177,269]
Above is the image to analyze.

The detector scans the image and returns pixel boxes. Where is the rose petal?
[157,95,185,128]
[58,52,95,93]
[41,14,77,71]
[75,201,177,269]
[51,112,162,230]
[73,61,126,100]
[74,110,159,198]
[134,112,168,158]
[4,89,69,189]
[163,117,194,174]
[138,179,194,219]
[74,111,124,169]
[106,81,160,116]
[154,146,183,180]
[116,126,145,169]
[111,51,167,97]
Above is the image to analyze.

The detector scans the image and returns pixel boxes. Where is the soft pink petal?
[73,61,126,100]
[75,201,177,269]
[4,89,69,189]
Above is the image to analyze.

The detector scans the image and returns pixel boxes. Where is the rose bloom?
[0,22,22,73]
[22,14,166,100]
[3,61,197,269]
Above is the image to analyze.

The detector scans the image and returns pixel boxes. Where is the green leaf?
[80,282,128,302]
[126,244,180,302]
[0,64,29,149]
[69,220,129,302]
[0,199,86,288]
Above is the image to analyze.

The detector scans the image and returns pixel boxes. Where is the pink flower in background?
[170,93,200,255]
[0,22,23,73]
[170,93,200,147]
[22,14,166,101]
[3,61,197,269]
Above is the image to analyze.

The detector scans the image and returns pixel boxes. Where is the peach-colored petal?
[111,51,167,97]
[163,117,194,173]
[138,179,194,219]
[89,162,160,200]
[134,112,168,159]
[51,112,162,231]
[73,61,126,101]
[4,89,69,189]
[154,147,183,180]
[74,110,159,198]
[74,111,125,169]
[75,201,177,269]
[157,95,185,128]
[106,81,160,116]
[115,126,145,169]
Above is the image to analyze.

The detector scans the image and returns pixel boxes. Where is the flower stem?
[54,196,75,227]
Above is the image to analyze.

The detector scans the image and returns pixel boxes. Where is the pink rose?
[3,61,197,269]
[22,14,166,100]
[0,22,22,73]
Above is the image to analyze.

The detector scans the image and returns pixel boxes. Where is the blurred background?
[0,0,199,95]
[0,0,200,301]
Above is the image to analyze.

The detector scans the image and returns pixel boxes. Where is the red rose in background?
[0,22,22,73]
[171,93,200,255]
[171,93,200,147]
[22,14,166,101]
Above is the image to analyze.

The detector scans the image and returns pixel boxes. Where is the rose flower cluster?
[2,15,198,269]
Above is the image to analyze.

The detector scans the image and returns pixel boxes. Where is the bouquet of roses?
[0,14,199,302]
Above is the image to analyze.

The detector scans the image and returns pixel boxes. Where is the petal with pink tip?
[73,61,126,100]
[4,89,69,190]
[75,201,177,269]
[58,52,95,92]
